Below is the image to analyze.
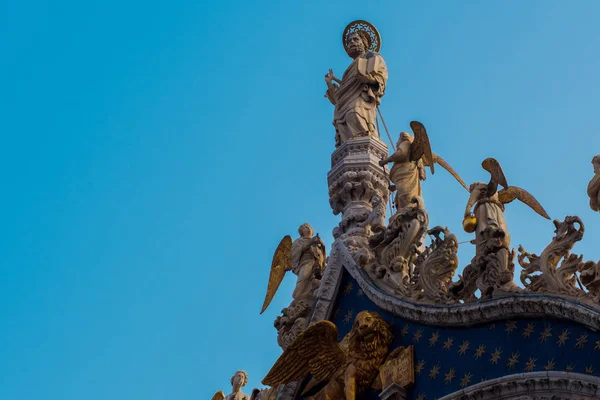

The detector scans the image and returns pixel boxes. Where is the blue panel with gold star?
[328,271,600,400]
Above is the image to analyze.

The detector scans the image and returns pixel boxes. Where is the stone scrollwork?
[333,237,600,331]
[449,235,519,302]
[518,216,584,297]
[363,198,461,305]
[367,196,429,295]
[410,226,459,304]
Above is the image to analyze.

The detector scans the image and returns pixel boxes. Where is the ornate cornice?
[327,240,600,331]
[438,371,600,400]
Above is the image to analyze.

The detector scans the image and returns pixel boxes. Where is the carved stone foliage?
[519,217,584,297]
[366,197,429,295]
[273,299,311,350]
[360,197,461,305]
[332,238,600,331]
[410,227,459,304]
[328,136,389,245]
[449,236,519,302]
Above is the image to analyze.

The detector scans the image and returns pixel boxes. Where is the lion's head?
[349,311,392,353]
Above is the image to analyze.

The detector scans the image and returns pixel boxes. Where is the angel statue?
[212,370,251,400]
[587,154,600,212]
[260,223,326,314]
[378,121,468,212]
[459,158,550,296]
[325,21,388,147]
[262,311,393,400]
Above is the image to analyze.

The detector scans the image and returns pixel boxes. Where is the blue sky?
[1,1,600,399]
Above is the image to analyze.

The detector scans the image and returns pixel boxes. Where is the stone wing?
[432,153,468,191]
[260,235,293,314]
[409,121,435,174]
[212,391,225,400]
[499,186,550,219]
[262,320,346,387]
[482,158,509,193]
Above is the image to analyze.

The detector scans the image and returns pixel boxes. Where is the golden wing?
[429,153,468,190]
[262,320,346,387]
[482,158,508,189]
[498,186,550,219]
[409,121,435,175]
[260,235,292,314]
[212,391,225,400]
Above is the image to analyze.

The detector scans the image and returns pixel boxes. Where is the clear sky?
[1,1,600,399]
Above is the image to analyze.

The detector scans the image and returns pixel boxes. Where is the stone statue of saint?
[212,370,251,400]
[587,154,600,212]
[325,22,388,147]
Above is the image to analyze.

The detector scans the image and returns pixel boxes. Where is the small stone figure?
[580,258,600,302]
[379,121,467,212]
[260,223,326,314]
[360,193,387,233]
[325,21,388,147]
[587,154,600,212]
[262,311,392,400]
[212,370,251,400]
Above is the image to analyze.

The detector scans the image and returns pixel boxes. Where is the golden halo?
[342,20,381,56]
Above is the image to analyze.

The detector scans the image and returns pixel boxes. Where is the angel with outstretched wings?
[378,121,468,212]
[260,223,326,314]
[464,157,550,253]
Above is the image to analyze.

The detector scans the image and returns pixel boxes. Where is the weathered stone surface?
[439,371,600,400]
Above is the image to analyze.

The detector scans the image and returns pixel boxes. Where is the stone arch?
[438,371,600,400]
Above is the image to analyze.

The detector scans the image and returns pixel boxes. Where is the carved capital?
[328,137,390,237]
